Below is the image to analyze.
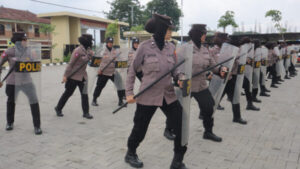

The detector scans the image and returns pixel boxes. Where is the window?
[0,24,5,35]
[34,27,40,37]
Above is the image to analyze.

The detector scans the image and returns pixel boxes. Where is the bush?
[63,52,71,63]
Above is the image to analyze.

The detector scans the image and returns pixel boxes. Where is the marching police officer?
[128,37,143,81]
[125,13,188,169]
[0,32,42,135]
[189,25,228,142]
[92,37,125,106]
[209,32,229,110]
[55,34,94,119]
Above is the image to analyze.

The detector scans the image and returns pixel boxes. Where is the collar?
[150,37,169,49]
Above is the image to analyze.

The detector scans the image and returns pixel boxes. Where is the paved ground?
[0,65,300,169]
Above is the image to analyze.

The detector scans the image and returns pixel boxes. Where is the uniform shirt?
[191,42,218,93]
[126,38,179,106]
[268,49,278,65]
[128,48,142,72]
[99,47,117,76]
[64,45,93,81]
[209,45,221,63]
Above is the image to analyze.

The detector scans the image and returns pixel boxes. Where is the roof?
[0,6,50,24]
[37,11,129,26]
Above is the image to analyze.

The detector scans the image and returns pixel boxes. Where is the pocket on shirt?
[144,57,159,74]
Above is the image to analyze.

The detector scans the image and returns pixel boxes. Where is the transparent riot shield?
[244,43,254,92]
[285,46,293,70]
[260,46,269,86]
[114,48,129,91]
[252,47,262,89]
[232,44,249,104]
[174,43,193,146]
[279,47,286,76]
[209,43,239,111]
[14,41,41,104]
[291,45,298,65]
[87,45,104,94]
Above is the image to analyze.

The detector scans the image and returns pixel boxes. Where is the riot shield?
[244,43,254,92]
[285,46,293,70]
[279,47,286,76]
[232,43,248,104]
[14,41,41,104]
[274,46,282,77]
[174,43,193,146]
[209,43,239,111]
[87,45,104,94]
[114,48,129,91]
[260,46,269,86]
[252,47,262,89]
[291,45,298,65]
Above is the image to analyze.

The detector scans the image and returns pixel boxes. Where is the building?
[0,6,51,60]
[38,12,129,62]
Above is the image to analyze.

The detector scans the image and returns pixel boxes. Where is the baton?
[113,59,186,114]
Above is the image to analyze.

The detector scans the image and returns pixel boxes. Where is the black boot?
[203,131,222,142]
[164,128,176,140]
[6,123,13,131]
[125,149,143,168]
[260,92,270,97]
[83,113,93,119]
[263,86,271,93]
[252,89,261,103]
[246,102,260,111]
[117,90,125,106]
[232,104,247,125]
[91,99,99,106]
[170,153,187,169]
[30,103,42,135]
[284,75,291,79]
[217,104,224,110]
[54,107,64,117]
[270,84,278,88]
[6,102,15,130]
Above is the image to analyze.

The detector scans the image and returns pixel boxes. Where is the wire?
[30,0,105,14]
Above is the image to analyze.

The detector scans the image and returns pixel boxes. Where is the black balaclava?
[188,24,207,49]
[78,36,92,50]
[145,14,173,51]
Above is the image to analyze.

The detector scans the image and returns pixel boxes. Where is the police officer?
[259,42,271,96]
[251,39,262,103]
[125,14,188,169]
[92,37,125,106]
[209,32,229,110]
[55,34,94,119]
[0,32,42,135]
[268,42,280,88]
[188,25,228,142]
[128,37,143,81]
[223,36,248,125]
[243,39,260,111]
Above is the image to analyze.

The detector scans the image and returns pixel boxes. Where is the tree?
[265,10,286,39]
[105,20,119,39]
[39,23,56,62]
[106,0,144,30]
[217,11,238,33]
[130,24,144,32]
[143,0,182,31]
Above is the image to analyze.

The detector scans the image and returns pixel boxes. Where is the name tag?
[238,65,245,74]
[115,61,128,68]
[89,57,102,67]
[15,61,41,72]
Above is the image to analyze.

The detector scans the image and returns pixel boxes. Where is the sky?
[0,0,299,35]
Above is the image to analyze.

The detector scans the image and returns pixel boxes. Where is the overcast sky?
[1,0,299,35]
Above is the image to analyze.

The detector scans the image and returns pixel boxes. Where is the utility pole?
[180,0,183,43]
[130,5,134,27]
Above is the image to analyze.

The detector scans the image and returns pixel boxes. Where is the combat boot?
[125,149,143,168]
[55,107,64,117]
[246,102,260,111]
[164,128,176,140]
[203,131,222,142]
[170,153,188,169]
[6,123,13,131]
[83,113,93,119]
[232,104,247,125]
